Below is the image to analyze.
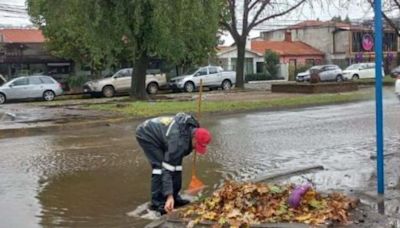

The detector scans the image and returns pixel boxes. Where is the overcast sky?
[0,0,375,44]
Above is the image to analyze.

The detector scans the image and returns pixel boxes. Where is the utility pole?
[374,0,384,195]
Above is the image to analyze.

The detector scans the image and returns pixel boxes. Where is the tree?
[28,0,220,99]
[220,0,306,89]
[27,0,123,77]
[331,16,342,22]
[366,0,400,36]
[264,49,280,77]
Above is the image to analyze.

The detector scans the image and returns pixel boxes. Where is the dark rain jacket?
[136,112,199,196]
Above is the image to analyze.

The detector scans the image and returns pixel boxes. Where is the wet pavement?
[0,91,399,227]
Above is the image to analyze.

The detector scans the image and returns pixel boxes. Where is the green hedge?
[245,73,281,82]
[67,74,89,88]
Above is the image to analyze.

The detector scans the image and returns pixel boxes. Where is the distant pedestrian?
[135,112,212,214]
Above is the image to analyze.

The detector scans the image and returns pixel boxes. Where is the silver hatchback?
[0,76,63,104]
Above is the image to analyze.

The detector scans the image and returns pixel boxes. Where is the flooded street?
[1,93,400,227]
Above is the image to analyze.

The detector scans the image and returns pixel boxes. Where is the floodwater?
[1,93,400,227]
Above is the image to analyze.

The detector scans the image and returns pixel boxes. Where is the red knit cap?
[194,128,212,155]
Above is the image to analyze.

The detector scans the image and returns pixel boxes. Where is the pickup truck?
[83,68,167,97]
[169,66,236,92]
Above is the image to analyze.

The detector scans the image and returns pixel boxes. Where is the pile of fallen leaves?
[180,181,358,226]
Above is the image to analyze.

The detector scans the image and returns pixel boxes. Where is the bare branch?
[392,0,400,10]
[242,0,250,36]
[228,0,238,37]
[246,0,271,35]
[248,0,306,32]
[367,0,400,36]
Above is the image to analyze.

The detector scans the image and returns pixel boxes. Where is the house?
[0,28,72,80]
[260,20,399,70]
[215,45,264,75]
[215,34,324,80]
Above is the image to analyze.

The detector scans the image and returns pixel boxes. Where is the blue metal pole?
[374,0,384,195]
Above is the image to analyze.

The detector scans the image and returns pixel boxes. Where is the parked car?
[169,66,236,92]
[342,63,384,80]
[0,75,63,104]
[390,65,400,78]
[296,65,343,82]
[83,68,167,97]
[395,74,400,101]
[296,70,310,82]
[311,65,344,82]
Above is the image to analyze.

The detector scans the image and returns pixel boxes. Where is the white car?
[83,68,167,97]
[169,66,236,92]
[396,77,400,101]
[296,70,310,82]
[0,75,63,104]
[342,63,384,80]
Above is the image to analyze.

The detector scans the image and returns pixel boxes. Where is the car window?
[367,63,375,69]
[116,69,131,77]
[209,67,218,74]
[40,77,55,84]
[12,78,28,86]
[197,68,208,76]
[29,77,43,85]
[321,66,329,72]
[125,69,132,77]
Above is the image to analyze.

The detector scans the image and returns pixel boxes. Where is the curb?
[0,117,139,139]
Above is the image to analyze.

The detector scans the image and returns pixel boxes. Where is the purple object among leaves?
[288,184,311,208]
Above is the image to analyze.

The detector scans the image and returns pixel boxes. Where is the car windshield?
[346,64,360,70]
[184,68,198,75]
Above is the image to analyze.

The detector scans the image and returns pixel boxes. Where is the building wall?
[291,27,335,58]
[280,55,324,65]
[333,30,350,54]
[262,30,285,41]
[0,42,71,79]
[216,49,263,74]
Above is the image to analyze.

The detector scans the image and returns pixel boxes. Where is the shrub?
[67,74,89,88]
[245,73,280,82]
[264,49,280,77]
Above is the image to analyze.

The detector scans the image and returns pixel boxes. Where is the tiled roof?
[0,29,45,43]
[251,40,324,56]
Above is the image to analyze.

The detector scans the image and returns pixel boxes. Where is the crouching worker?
[136,112,212,215]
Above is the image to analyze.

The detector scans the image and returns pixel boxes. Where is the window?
[12,78,28,86]
[209,67,218,74]
[305,59,315,66]
[40,77,55,84]
[29,77,43,85]
[352,32,397,52]
[256,62,264,73]
[197,68,208,76]
[115,69,131,78]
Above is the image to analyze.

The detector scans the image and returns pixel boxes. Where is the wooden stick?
[191,79,203,177]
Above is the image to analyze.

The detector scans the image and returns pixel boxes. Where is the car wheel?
[184,82,195,93]
[0,93,6,104]
[352,74,360,80]
[147,82,159,95]
[43,90,55,101]
[102,86,115,98]
[221,80,232,90]
[336,75,344,82]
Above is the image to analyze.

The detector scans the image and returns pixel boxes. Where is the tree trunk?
[131,53,149,100]
[235,39,246,89]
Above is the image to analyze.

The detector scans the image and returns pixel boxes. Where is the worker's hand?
[164,195,174,213]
